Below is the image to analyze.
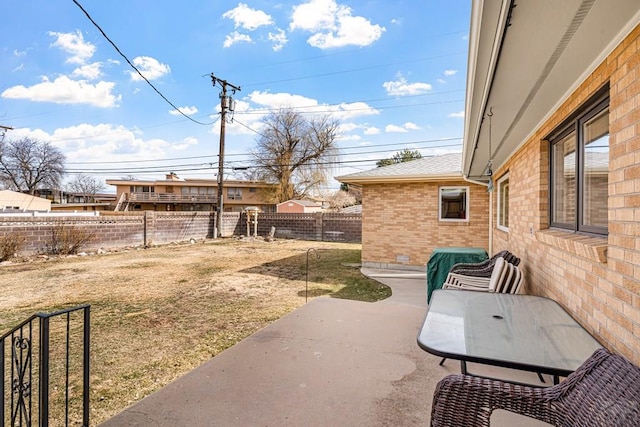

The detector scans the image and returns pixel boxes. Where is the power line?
[67,143,462,174]
[65,137,462,165]
[71,0,215,126]
[231,89,465,115]
[243,52,466,87]
[67,152,462,176]
[234,99,464,116]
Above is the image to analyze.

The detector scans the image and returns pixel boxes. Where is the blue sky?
[1,0,470,192]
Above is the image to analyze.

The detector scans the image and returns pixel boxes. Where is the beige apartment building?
[106,173,277,212]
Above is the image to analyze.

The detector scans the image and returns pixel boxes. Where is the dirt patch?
[0,237,390,425]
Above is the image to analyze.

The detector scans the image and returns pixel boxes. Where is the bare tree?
[325,190,356,211]
[66,174,106,202]
[251,109,340,203]
[340,183,362,204]
[0,137,66,194]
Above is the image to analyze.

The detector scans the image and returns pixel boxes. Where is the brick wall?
[492,25,640,363]
[236,212,362,242]
[361,180,489,270]
[0,211,361,255]
[0,215,145,253]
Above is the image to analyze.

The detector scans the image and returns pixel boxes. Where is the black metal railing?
[1,305,90,427]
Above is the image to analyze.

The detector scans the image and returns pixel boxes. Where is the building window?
[439,187,469,221]
[497,174,509,231]
[249,187,257,193]
[227,188,242,200]
[130,185,154,193]
[549,88,609,235]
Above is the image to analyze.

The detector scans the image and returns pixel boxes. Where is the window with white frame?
[439,187,469,221]
[549,87,609,235]
[497,174,509,231]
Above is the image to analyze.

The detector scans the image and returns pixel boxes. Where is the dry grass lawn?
[0,238,390,425]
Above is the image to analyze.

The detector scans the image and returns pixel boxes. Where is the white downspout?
[463,175,493,256]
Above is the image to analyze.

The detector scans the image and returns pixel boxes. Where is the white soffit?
[464,0,640,179]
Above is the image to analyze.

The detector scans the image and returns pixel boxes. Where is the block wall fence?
[0,211,362,255]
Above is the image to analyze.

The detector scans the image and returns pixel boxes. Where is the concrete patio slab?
[99,268,550,426]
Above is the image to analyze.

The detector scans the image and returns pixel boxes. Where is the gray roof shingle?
[336,152,462,183]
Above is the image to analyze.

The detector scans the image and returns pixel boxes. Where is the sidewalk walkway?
[100,268,547,426]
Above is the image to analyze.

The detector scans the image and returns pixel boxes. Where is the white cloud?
[385,122,420,133]
[72,62,103,80]
[223,3,273,30]
[12,63,25,72]
[223,31,253,48]
[385,124,408,133]
[1,75,120,108]
[444,69,458,76]
[248,90,318,109]
[290,0,339,32]
[49,30,95,65]
[129,56,170,81]
[449,111,465,118]
[330,101,380,120]
[12,124,173,165]
[437,78,446,84]
[173,136,199,151]
[290,0,385,49]
[268,29,288,51]
[222,92,380,137]
[13,49,28,57]
[169,106,198,116]
[363,126,380,135]
[337,134,362,142]
[383,73,432,96]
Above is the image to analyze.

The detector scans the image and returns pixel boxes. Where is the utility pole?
[210,74,241,238]
[0,125,13,143]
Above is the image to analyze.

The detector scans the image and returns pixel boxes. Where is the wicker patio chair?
[430,348,640,427]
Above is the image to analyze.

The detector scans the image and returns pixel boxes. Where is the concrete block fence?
[0,211,361,255]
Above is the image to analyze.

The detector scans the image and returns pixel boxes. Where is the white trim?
[438,186,470,222]
[463,0,514,175]
[497,173,509,232]
[507,8,640,169]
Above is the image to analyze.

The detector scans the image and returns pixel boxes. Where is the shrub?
[0,232,26,261]
[45,222,96,255]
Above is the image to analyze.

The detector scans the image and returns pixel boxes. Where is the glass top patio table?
[417,290,602,380]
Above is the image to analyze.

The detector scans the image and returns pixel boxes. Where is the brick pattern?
[361,181,489,269]
[0,212,362,255]
[492,25,640,363]
[235,212,362,242]
[0,215,145,253]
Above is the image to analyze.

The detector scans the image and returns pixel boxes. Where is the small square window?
[439,187,469,222]
[227,188,242,200]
